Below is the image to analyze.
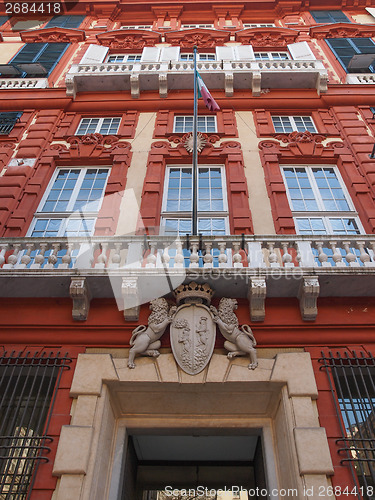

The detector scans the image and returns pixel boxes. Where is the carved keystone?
[298,277,319,321]
[247,278,266,322]
[122,277,140,321]
[69,277,91,321]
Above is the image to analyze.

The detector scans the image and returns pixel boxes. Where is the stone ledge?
[53,426,93,476]
[294,427,334,476]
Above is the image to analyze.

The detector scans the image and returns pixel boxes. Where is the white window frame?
[27,167,110,237]
[161,165,229,235]
[106,54,142,63]
[76,117,121,135]
[281,165,364,235]
[272,116,317,134]
[181,24,214,29]
[254,52,290,60]
[173,115,217,133]
[120,25,152,30]
[243,23,275,28]
[179,53,216,61]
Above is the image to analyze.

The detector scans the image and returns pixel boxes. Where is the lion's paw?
[128,362,136,369]
[227,352,236,359]
[248,362,258,370]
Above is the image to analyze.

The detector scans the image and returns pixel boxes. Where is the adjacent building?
[0,1,375,499]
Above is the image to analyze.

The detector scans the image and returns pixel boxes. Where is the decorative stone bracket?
[298,276,320,321]
[247,278,266,322]
[122,277,140,321]
[69,277,91,321]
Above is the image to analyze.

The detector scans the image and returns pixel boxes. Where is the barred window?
[320,352,375,499]
[0,351,71,499]
[0,112,22,135]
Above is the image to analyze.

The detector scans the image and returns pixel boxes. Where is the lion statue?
[128,298,176,369]
[210,298,258,370]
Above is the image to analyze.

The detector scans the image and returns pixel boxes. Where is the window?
[180,53,216,61]
[45,15,85,28]
[272,116,317,133]
[161,166,228,235]
[181,24,214,29]
[28,167,109,238]
[120,25,152,30]
[76,117,121,135]
[310,10,349,23]
[320,352,375,498]
[8,42,69,78]
[0,351,71,500]
[326,38,375,73]
[255,52,290,60]
[243,23,275,28]
[0,112,22,135]
[282,166,362,235]
[173,115,217,133]
[106,54,141,63]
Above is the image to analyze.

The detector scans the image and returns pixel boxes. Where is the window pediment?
[96,30,161,49]
[236,27,299,48]
[20,27,86,43]
[165,28,231,48]
[310,23,375,39]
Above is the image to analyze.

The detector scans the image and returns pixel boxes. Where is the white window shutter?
[141,47,161,62]
[366,7,375,19]
[234,45,254,60]
[216,46,235,61]
[287,41,316,61]
[79,44,109,64]
[160,46,180,61]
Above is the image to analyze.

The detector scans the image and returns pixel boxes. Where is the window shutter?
[11,42,69,76]
[0,16,8,27]
[234,45,254,60]
[287,41,316,60]
[79,44,109,64]
[326,38,375,72]
[311,10,349,23]
[140,47,161,62]
[366,7,375,20]
[160,46,180,61]
[11,43,44,65]
[215,46,234,60]
[45,15,85,28]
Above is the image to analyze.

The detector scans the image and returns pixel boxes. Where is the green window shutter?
[311,11,350,23]
[0,16,9,27]
[11,42,69,76]
[45,15,85,28]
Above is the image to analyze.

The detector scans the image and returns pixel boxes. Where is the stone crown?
[174,282,214,306]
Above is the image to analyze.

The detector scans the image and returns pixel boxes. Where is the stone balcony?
[0,235,374,321]
[346,73,375,84]
[65,59,328,99]
[0,78,49,89]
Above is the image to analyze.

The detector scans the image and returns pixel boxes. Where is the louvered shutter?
[326,38,375,73]
[11,42,69,76]
[287,41,316,60]
[0,16,8,27]
[79,44,109,64]
[45,15,85,28]
[215,46,235,60]
[310,11,349,23]
[140,47,161,62]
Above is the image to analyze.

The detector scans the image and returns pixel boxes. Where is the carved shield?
[170,303,216,375]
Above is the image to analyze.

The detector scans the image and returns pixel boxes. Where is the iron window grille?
[0,351,72,499]
[319,351,375,500]
[0,112,22,135]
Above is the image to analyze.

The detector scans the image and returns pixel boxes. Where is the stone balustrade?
[0,78,49,89]
[346,74,375,84]
[65,58,328,98]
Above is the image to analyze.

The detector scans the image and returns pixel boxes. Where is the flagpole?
[192,45,198,236]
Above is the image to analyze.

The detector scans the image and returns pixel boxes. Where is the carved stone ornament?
[184,132,207,153]
[20,27,85,43]
[170,303,216,375]
[310,23,375,40]
[96,30,161,49]
[174,281,214,306]
[210,298,258,369]
[165,28,230,49]
[235,27,299,48]
[128,298,176,368]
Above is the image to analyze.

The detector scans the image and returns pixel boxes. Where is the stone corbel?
[252,72,262,97]
[122,277,140,321]
[225,72,234,97]
[247,278,266,322]
[69,277,91,321]
[130,75,140,98]
[159,74,168,98]
[298,277,319,321]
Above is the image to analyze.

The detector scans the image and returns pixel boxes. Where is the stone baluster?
[232,242,243,268]
[315,242,330,267]
[0,244,8,267]
[161,243,171,268]
[342,242,358,267]
[95,242,108,269]
[203,242,213,268]
[189,242,200,268]
[295,243,301,268]
[110,243,122,269]
[281,242,294,268]
[4,244,21,268]
[217,242,228,268]
[146,242,157,268]
[19,243,34,268]
[31,243,48,268]
[60,243,73,269]
[43,243,59,269]
[357,241,374,267]
[267,242,279,268]
[329,241,345,267]
[174,239,184,268]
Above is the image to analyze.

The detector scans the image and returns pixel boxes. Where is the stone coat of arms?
[170,303,216,375]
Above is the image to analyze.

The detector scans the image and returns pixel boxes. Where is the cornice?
[235,27,299,47]
[310,23,375,39]
[96,29,161,49]
[165,28,231,48]
[19,28,86,43]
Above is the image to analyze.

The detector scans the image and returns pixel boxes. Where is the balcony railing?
[346,74,375,84]
[65,58,328,99]
[0,78,49,90]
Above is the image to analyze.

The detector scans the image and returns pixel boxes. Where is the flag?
[196,71,220,112]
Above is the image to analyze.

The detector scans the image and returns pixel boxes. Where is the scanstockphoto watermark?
[163,485,300,497]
